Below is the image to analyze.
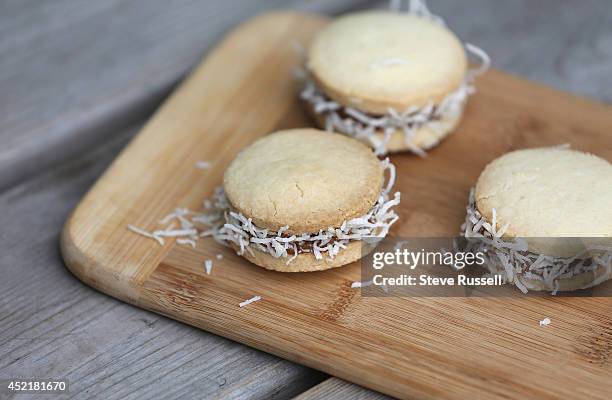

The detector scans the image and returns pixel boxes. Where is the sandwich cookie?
[300,2,489,156]
[463,147,612,293]
[214,129,401,272]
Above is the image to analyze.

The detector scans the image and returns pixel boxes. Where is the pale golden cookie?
[464,147,612,292]
[475,147,612,257]
[223,129,384,234]
[308,11,467,114]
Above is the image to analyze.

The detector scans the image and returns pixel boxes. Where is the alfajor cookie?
[300,2,489,156]
[213,129,401,272]
[462,147,612,293]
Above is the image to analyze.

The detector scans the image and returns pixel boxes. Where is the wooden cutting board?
[61,12,612,400]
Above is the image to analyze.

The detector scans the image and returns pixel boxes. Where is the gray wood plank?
[0,0,374,191]
[0,123,324,400]
[293,378,392,400]
[429,0,612,101]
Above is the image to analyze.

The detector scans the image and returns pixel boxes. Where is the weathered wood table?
[1,1,610,399]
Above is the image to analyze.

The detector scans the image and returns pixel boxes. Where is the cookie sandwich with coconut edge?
[462,147,612,294]
[210,129,401,272]
[299,0,490,156]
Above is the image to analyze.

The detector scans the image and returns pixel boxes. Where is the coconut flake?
[239,295,261,308]
[159,207,190,224]
[539,317,551,326]
[204,259,213,275]
[390,0,444,25]
[465,42,491,80]
[177,238,196,248]
[128,190,227,249]
[196,160,212,169]
[153,227,198,238]
[351,279,373,288]
[127,224,164,245]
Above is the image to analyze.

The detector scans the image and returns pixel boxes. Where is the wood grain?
[60,11,612,400]
[294,378,391,400]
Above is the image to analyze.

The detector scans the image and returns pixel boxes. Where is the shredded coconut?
[127,224,164,245]
[390,0,443,24]
[127,189,227,248]
[159,207,192,225]
[153,227,198,238]
[177,238,196,248]
[212,159,400,263]
[298,1,490,156]
[539,317,551,326]
[204,259,213,275]
[239,295,262,308]
[195,160,212,169]
[461,189,612,293]
[351,279,374,288]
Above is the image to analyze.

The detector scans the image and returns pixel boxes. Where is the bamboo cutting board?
[61,12,612,400]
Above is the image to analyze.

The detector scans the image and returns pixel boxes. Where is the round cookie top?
[307,11,467,115]
[223,129,384,234]
[475,147,612,256]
